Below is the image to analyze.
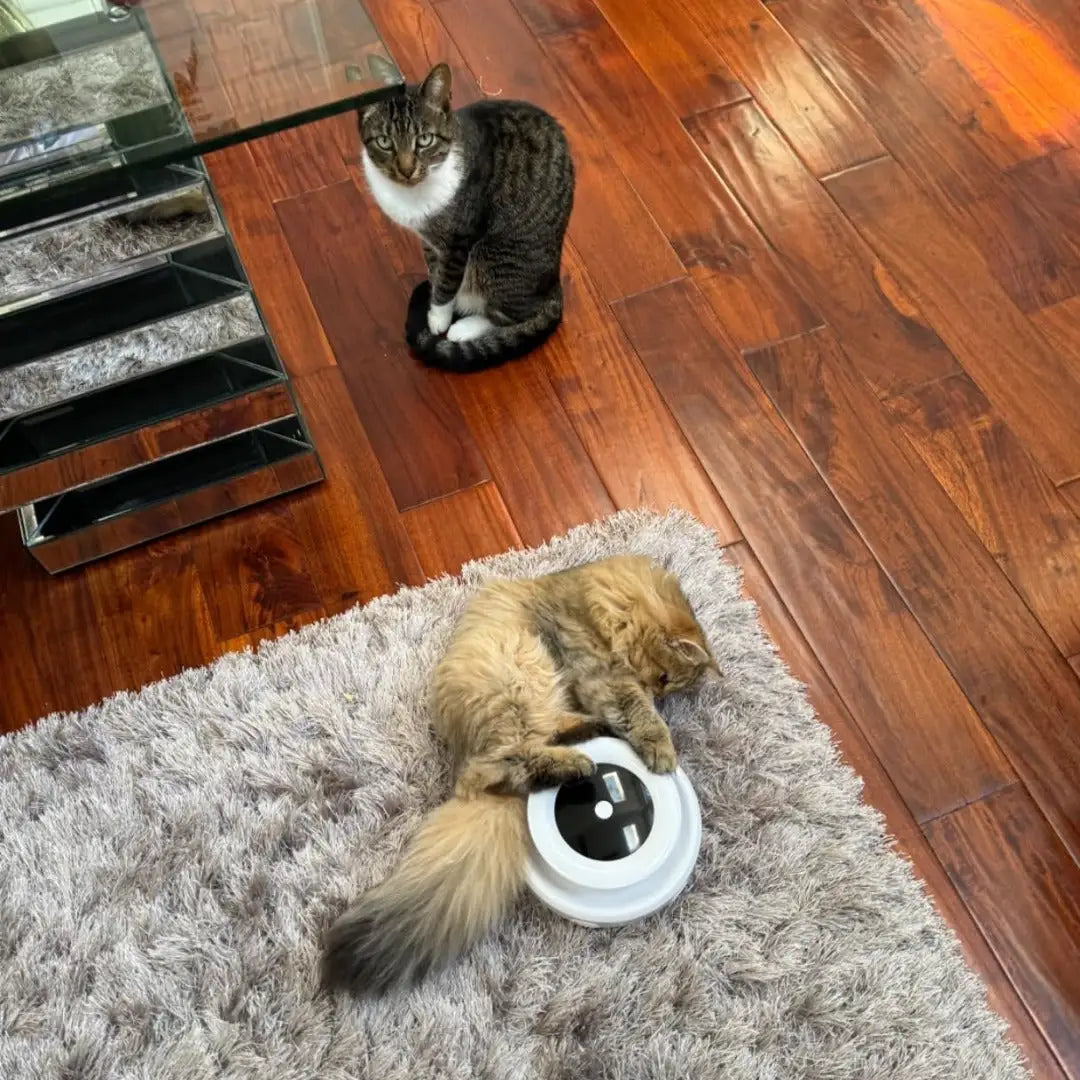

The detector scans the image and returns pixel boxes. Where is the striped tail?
[405,280,562,373]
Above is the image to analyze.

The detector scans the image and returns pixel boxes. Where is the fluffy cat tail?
[405,280,562,372]
[321,790,527,995]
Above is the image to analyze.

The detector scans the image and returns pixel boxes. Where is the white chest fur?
[362,148,464,233]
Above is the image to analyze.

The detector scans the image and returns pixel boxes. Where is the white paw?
[446,315,494,342]
[427,302,453,335]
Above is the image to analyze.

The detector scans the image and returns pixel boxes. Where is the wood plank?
[276,180,489,510]
[1007,148,1080,252]
[206,142,338,377]
[919,54,1068,170]
[1009,0,1080,53]
[767,0,991,204]
[433,0,687,301]
[446,358,616,548]
[151,0,387,136]
[770,0,1080,314]
[245,117,352,201]
[824,156,1080,484]
[219,607,329,655]
[842,0,1068,165]
[840,0,954,71]
[966,174,1080,315]
[613,278,1013,822]
[1031,294,1080,370]
[528,14,821,349]
[85,538,220,695]
[0,516,102,730]
[528,0,749,116]
[926,786,1080,1077]
[546,245,742,541]
[889,372,1080,657]
[402,483,522,578]
[188,502,323,642]
[918,0,1080,144]
[747,326,1080,862]
[674,0,883,176]
[288,367,424,611]
[510,0,603,36]
[726,542,1068,1080]
[362,0,484,107]
[1062,481,1080,520]
[686,101,958,397]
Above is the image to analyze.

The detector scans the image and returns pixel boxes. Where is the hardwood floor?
[2,0,1078,1073]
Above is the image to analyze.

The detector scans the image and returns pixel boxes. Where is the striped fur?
[358,63,575,372]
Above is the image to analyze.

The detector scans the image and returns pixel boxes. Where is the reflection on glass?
[25,415,309,542]
[0,0,401,195]
[0,338,278,473]
[602,770,627,804]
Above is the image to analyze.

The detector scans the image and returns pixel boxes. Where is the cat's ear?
[419,63,453,112]
[356,103,377,130]
[367,53,402,86]
[670,637,715,668]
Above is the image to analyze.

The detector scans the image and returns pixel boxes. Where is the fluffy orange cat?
[322,555,717,994]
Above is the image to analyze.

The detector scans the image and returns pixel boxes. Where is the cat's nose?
[397,152,417,178]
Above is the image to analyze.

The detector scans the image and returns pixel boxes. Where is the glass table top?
[0,0,401,194]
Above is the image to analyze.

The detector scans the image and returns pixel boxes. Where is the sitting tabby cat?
[322,555,718,995]
[359,58,575,371]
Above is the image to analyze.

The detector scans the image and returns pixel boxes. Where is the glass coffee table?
[0,0,402,572]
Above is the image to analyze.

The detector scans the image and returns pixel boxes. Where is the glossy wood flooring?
[3,0,1080,1073]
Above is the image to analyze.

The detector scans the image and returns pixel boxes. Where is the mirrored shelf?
[0,0,402,571]
[0,1,402,195]
[0,180,219,313]
[0,160,204,239]
[0,293,263,422]
[0,338,290,508]
[0,22,175,191]
[18,416,322,573]
[2,235,249,368]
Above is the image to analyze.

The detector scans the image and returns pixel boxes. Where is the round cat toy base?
[524,736,702,927]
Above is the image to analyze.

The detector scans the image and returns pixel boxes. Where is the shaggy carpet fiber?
[0,511,1026,1080]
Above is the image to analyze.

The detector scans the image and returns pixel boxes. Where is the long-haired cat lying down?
[359,58,575,372]
[322,556,718,996]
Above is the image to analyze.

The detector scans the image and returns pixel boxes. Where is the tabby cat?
[358,58,575,371]
[322,555,718,995]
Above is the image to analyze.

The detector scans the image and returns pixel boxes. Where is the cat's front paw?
[634,731,677,774]
[528,748,595,789]
[427,302,453,335]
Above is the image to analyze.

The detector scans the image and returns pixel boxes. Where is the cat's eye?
[416,132,436,148]
[373,135,393,151]
[658,673,670,688]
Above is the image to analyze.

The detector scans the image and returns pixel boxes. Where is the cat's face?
[644,622,718,698]
[359,63,456,187]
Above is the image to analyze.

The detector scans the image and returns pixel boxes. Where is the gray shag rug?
[0,187,218,308]
[0,33,170,145]
[0,511,1026,1080]
[0,293,262,421]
